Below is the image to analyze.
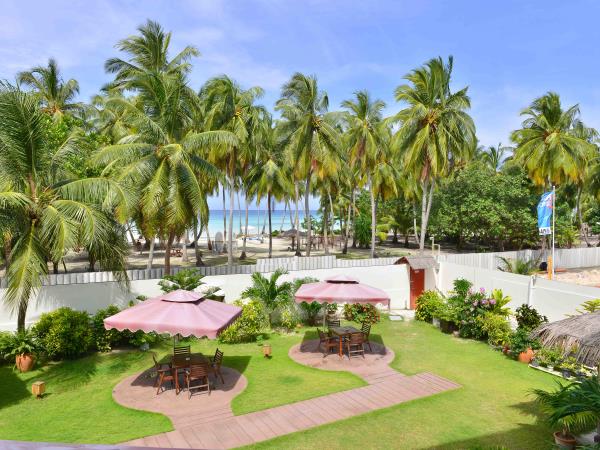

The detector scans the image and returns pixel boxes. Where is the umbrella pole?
[323,303,327,328]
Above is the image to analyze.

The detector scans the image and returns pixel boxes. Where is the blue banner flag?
[537,191,554,235]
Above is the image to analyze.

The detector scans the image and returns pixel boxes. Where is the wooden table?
[170,353,210,394]
[329,326,361,358]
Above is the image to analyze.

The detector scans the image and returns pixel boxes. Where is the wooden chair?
[347,332,365,359]
[211,348,225,384]
[361,322,372,351]
[153,354,175,394]
[173,345,191,357]
[318,329,339,357]
[326,318,340,329]
[185,364,211,398]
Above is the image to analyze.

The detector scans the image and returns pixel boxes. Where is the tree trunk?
[343,201,351,254]
[222,185,227,253]
[147,237,155,270]
[323,198,330,256]
[412,203,420,244]
[182,230,189,263]
[294,181,302,256]
[328,192,335,251]
[206,225,212,251]
[268,191,273,258]
[419,180,435,254]
[237,191,242,234]
[305,176,312,256]
[289,201,294,232]
[404,233,409,248]
[52,261,59,274]
[351,189,357,248]
[240,194,249,260]
[369,175,377,258]
[127,223,136,247]
[228,175,235,266]
[164,232,175,275]
[17,301,27,332]
[577,186,591,247]
[88,255,96,272]
[193,221,204,266]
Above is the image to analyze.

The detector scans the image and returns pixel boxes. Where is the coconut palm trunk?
[369,175,377,258]
[147,237,155,271]
[228,171,235,266]
[193,220,204,266]
[267,191,273,258]
[343,200,351,254]
[577,186,591,247]
[164,232,175,275]
[182,230,189,263]
[240,194,249,260]
[305,175,312,256]
[294,181,301,256]
[419,180,435,254]
[323,201,330,255]
[222,186,227,253]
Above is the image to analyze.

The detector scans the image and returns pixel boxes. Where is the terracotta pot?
[16,353,35,372]
[553,431,576,449]
[518,348,535,364]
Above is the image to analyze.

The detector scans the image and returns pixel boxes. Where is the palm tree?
[17,58,81,119]
[391,56,476,254]
[248,116,291,258]
[104,19,199,92]
[241,269,293,328]
[201,76,265,266]
[511,92,595,188]
[0,83,128,331]
[342,91,389,257]
[95,74,236,275]
[276,73,339,256]
[479,143,513,172]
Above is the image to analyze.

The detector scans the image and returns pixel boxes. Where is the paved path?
[119,341,460,449]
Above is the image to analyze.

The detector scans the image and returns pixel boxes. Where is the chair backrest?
[318,329,326,340]
[189,364,209,378]
[361,322,371,338]
[327,319,340,328]
[213,348,224,367]
[349,332,364,344]
[174,345,191,357]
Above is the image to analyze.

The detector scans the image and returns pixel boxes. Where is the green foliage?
[508,328,540,355]
[476,312,512,346]
[353,213,371,248]
[515,304,548,331]
[342,304,380,324]
[497,257,539,275]
[293,277,322,325]
[429,163,538,250]
[218,299,268,344]
[533,346,563,368]
[158,268,205,292]
[241,269,293,328]
[576,299,600,314]
[32,307,94,359]
[414,290,444,322]
[91,305,129,352]
[1,330,39,358]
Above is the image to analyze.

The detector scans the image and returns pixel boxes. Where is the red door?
[409,268,425,309]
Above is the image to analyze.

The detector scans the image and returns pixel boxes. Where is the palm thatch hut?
[531,311,600,368]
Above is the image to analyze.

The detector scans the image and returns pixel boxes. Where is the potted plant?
[533,377,600,449]
[508,329,539,363]
[4,331,38,372]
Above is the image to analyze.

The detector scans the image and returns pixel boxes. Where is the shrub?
[1,330,39,359]
[293,277,322,325]
[534,346,563,368]
[515,304,548,331]
[218,300,268,344]
[476,312,512,346]
[279,304,300,331]
[159,268,205,292]
[91,305,130,352]
[0,331,11,363]
[343,303,380,324]
[32,307,94,359]
[508,328,540,356]
[415,290,444,322]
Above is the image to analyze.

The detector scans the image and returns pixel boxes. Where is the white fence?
[438,262,600,322]
[438,247,600,271]
[0,256,405,331]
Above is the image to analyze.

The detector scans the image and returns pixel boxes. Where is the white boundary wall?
[0,262,410,331]
[438,262,600,322]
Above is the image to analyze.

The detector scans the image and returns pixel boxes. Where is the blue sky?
[1,0,599,209]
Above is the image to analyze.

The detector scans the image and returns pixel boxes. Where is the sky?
[1,0,599,209]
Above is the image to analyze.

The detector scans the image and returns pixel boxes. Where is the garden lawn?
[245,319,558,450]
[0,328,363,444]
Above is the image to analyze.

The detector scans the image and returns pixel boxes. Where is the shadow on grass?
[298,329,389,357]
[0,365,30,408]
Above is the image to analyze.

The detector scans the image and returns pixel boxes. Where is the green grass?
[244,320,558,449]
[0,328,363,444]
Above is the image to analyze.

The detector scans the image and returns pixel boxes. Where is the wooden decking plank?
[235,414,273,443]
[164,430,192,449]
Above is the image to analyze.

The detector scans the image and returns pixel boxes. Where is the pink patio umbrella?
[294,275,390,326]
[103,289,242,339]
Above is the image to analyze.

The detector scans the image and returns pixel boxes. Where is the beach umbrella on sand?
[531,311,600,369]
[103,289,241,339]
[294,275,390,326]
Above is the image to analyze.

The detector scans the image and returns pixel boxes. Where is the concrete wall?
[0,264,410,331]
[438,262,600,322]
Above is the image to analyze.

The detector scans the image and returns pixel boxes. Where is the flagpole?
[552,185,555,279]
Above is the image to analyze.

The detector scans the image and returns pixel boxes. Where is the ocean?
[205,209,320,236]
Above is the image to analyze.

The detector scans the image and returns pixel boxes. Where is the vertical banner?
[537,191,554,236]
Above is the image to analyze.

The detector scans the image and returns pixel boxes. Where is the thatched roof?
[395,256,439,270]
[531,310,600,367]
[281,229,306,238]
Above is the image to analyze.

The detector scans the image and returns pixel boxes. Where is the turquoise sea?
[205,209,319,236]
